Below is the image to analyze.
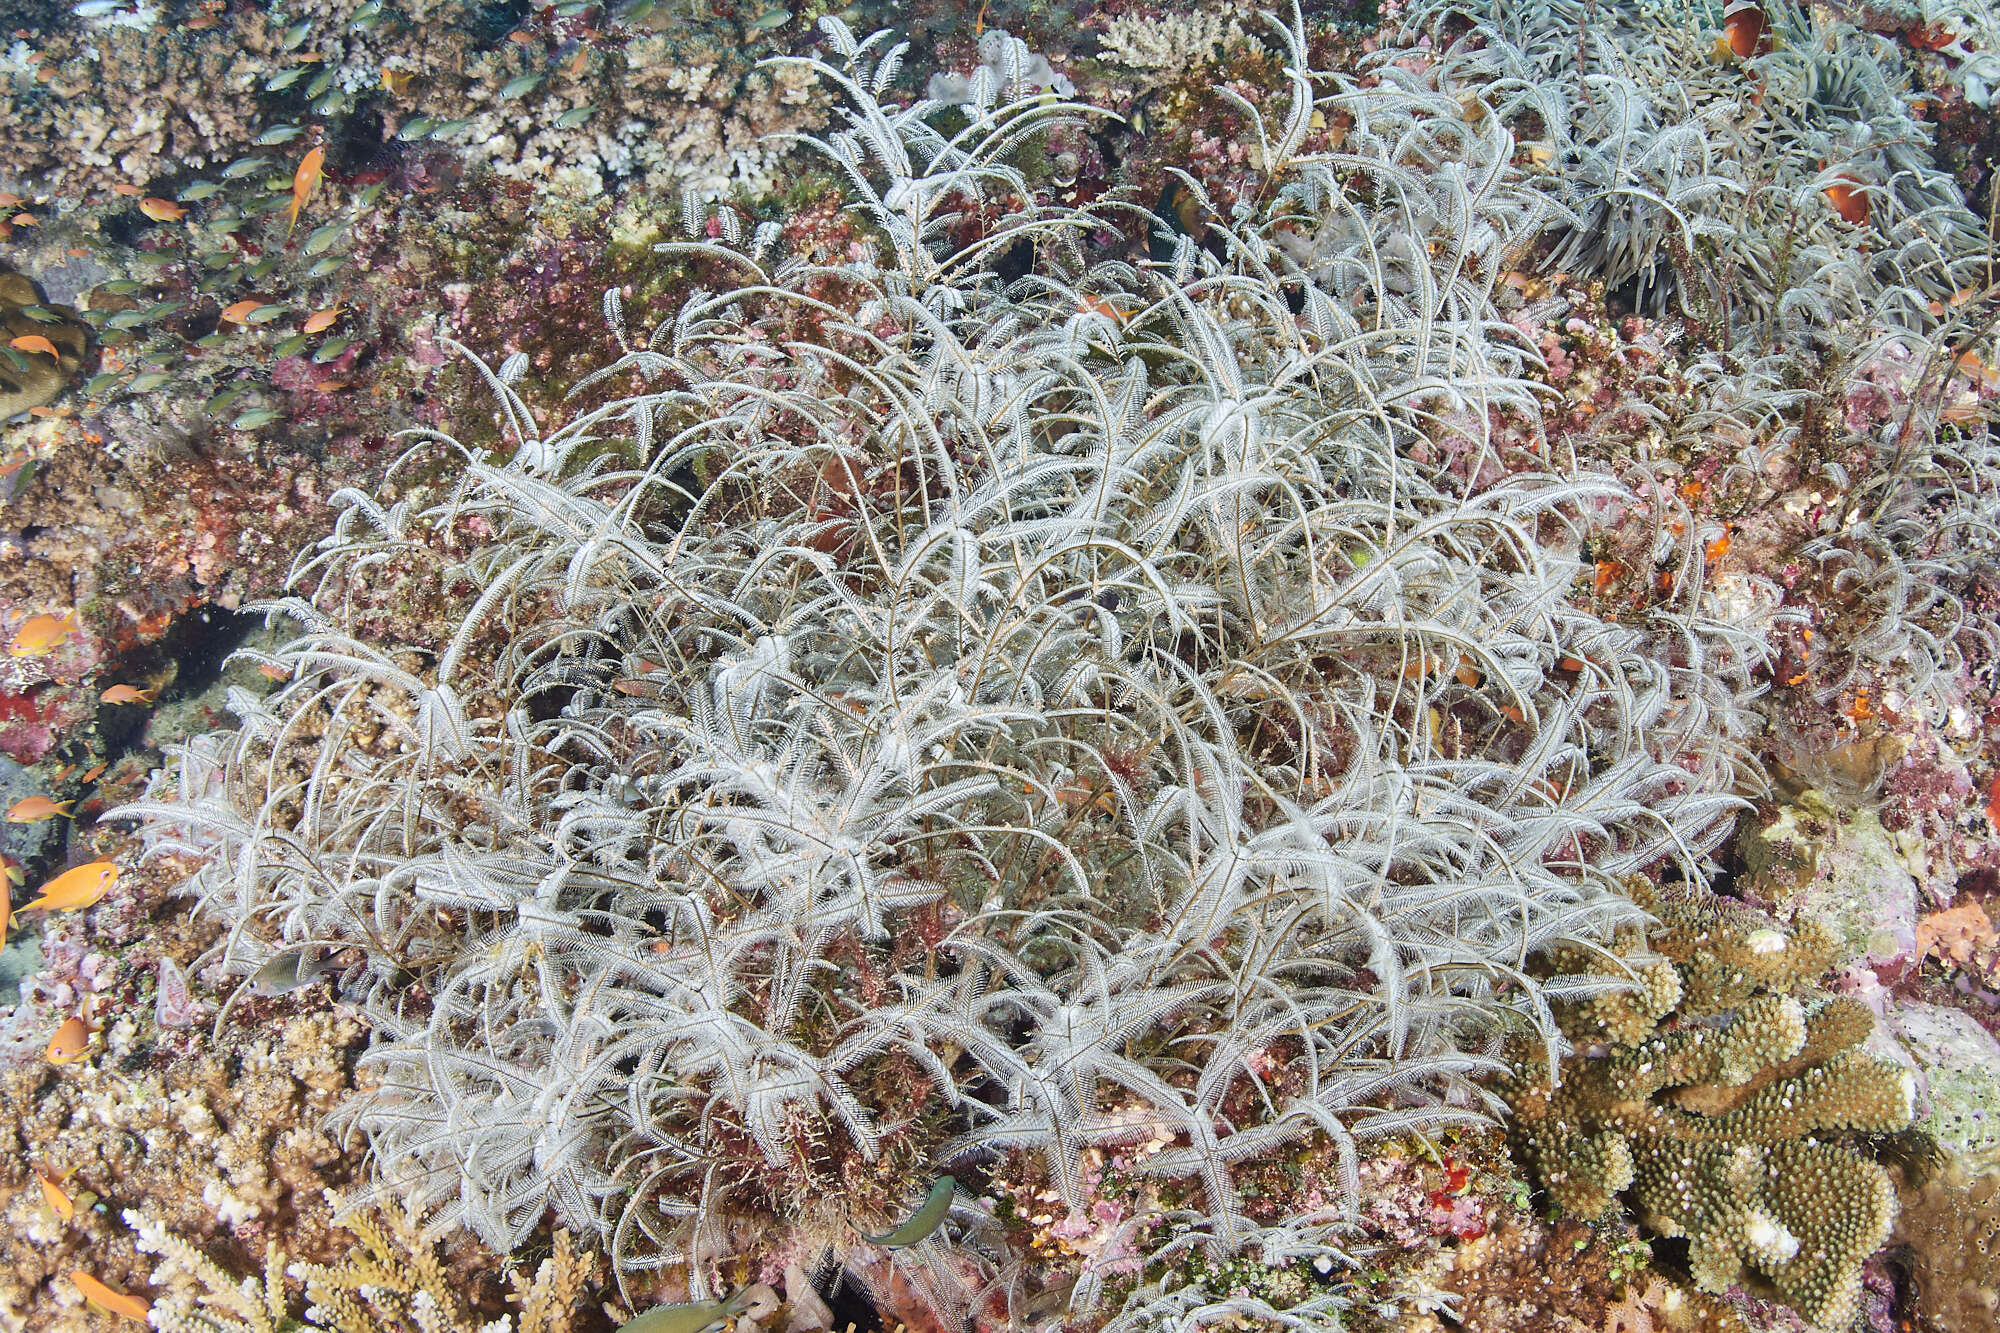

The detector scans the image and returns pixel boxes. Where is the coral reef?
[0,0,1994,1330]
[1890,1153,2000,1333]
[129,1194,597,1333]
[1506,878,1915,1328]
[114,14,1777,1330]
[0,269,85,420]
[0,1001,365,1331]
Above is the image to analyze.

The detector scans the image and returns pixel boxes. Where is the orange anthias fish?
[36,1166,76,1221]
[71,1272,148,1324]
[287,144,323,237]
[8,334,59,358]
[45,1016,91,1064]
[22,860,119,914]
[9,611,79,657]
[1825,176,1869,224]
[137,196,186,222]
[7,795,74,823]
[302,305,344,334]
[219,299,263,324]
[1720,1,1772,58]
[100,683,158,705]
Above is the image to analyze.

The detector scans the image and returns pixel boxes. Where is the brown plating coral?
[1505,878,1915,1329]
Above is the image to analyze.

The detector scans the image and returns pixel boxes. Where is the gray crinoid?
[1404,0,2000,708]
[118,14,1771,1328]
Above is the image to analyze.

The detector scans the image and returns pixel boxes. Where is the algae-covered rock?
[0,269,88,420]
[1882,1002,2000,1158]
[1744,791,1918,978]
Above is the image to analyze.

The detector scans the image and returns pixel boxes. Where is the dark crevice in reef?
[156,604,264,703]
[822,1268,893,1333]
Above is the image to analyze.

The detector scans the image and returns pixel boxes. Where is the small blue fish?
[303,223,345,256]
[859,1175,957,1247]
[246,946,324,994]
[619,1287,757,1333]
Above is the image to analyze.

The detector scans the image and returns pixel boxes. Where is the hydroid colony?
[117,4,1997,1329]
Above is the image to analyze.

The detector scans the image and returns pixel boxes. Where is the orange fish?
[7,334,59,359]
[301,305,344,334]
[99,683,158,705]
[110,183,144,198]
[219,299,263,324]
[1721,1,1771,58]
[45,1016,91,1065]
[9,611,78,657]
[1953,349,1998,389]
[287,144,323,238]
[0,192,19,208]
[80,761,106,783]
[36,1167,75,1221]
[6,796,73,823]
[137,197,186,222]
[7,213,36,227]
[381,66,413,95]
[71,1273,148,1323]
[22,861,119,914]
[1825,177,1869,224]
[1077,293,1132,323]
[1908,20,1957,51]
[310,379,349,393]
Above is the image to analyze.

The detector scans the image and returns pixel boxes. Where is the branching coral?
[116,14,1775,1329]
[129,1193,595,1333]
[1506,877,1914,1328]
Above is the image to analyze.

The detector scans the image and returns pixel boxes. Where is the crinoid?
[118,15,1768,1329]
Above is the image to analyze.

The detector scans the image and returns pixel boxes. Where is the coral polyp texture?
[109,17,1773,1327]
[1506,877,1915,1328]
